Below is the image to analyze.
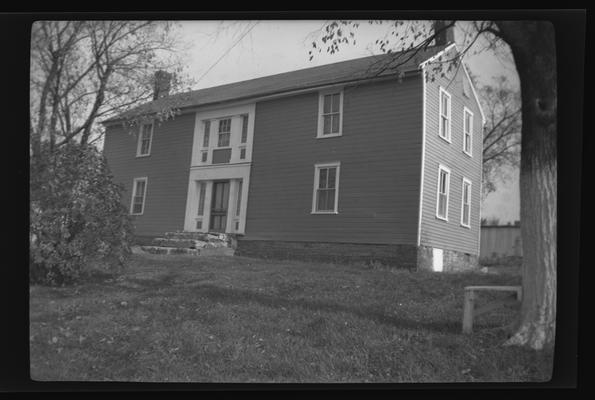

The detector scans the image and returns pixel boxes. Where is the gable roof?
[419,43,486,125]
[104,44,449,124]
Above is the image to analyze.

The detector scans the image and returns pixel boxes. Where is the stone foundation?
[135,235,478,271]
[235,239,418,269]
[417,245,479,272]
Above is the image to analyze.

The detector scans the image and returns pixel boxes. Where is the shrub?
[30,143,133,285]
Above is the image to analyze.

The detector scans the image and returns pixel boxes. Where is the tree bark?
[496,21,557,350]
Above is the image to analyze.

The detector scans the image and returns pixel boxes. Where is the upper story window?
[192,105,255,166]
[439,87,451,142]
[202,120,211,148]
[463,107,473,156]
[461,178,472,228]
[436,165,450,221]
[241,114,249,144]
[130,177,147,215]
[317,90,343,138]
[136,122,153,157]
[312,162,340,214]
[217,118,231,147]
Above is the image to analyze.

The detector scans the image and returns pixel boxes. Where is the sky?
[173,20,520,223]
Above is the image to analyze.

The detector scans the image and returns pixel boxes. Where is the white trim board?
[417,65,428,247]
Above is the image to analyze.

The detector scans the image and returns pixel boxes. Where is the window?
[202,120,211,148]
[136,123,153,156]
[312,162,340,213]
[241,114,249,143]
[461,178,472,227]
[201,151,208,163]
[436,165,450,220]
[217,118,231,147]
[463,107,473,156]
[195,181,206,230]
[439,88,451,142]
[236,180,243,217]
[130,177,147,215]
[317,90,343,138]
[197,182,206,216]
[239,147,246,160]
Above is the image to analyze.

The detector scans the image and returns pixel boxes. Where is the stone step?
[151,238,198,248]
[139,245,235,257]
[152,237,232,249]
[140,246,200,255]
[162,231,237,249]
[164,231,227,241]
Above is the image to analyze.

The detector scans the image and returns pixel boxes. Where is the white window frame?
[217,117,232,148]
[130,177,148,215]
[317,89,344,139]
[435,164,450,221]
[136,122,154,157]
[202,120,211,148]
[240,114,249,144]
[438,87,452,143]
[460,178,472,228]
[463,107,473,157]
[311,162,341,214]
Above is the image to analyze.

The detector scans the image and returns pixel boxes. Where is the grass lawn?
[29,253,553,383]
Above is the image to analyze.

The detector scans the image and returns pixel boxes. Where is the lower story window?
[461,178,472,227]
[195,181,206,230]
[312,162,340,213]
[130,177,147,215]
[436,165,450,220]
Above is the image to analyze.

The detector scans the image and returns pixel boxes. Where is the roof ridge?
[182,44,446,96]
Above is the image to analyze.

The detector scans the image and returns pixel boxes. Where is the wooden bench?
[462,286,522,334]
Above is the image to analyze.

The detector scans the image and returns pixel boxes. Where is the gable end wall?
[420,54,483,255]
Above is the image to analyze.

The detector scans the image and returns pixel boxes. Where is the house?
[102,25,485,271]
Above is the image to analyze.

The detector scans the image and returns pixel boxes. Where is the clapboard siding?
[420,55,483,255]
[244,76,423,244]
[103,114,195,236]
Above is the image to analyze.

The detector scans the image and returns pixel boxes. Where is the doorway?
[210,180,230,232]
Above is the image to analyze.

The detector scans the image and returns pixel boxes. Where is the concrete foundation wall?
[417,245,478,272]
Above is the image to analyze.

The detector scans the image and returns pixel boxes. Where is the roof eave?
[102,68,422,126]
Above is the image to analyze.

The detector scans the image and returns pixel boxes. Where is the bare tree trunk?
[497,21,557,350]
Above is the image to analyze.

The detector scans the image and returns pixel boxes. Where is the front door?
[210,180,230,232]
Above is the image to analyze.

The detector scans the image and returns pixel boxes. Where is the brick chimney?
[432,21,455,46]
[153,70,172,100]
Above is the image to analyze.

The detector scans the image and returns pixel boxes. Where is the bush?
[30,143,133,285]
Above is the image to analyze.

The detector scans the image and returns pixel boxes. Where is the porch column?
[202,180,213,233]
[225,179,239,233]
